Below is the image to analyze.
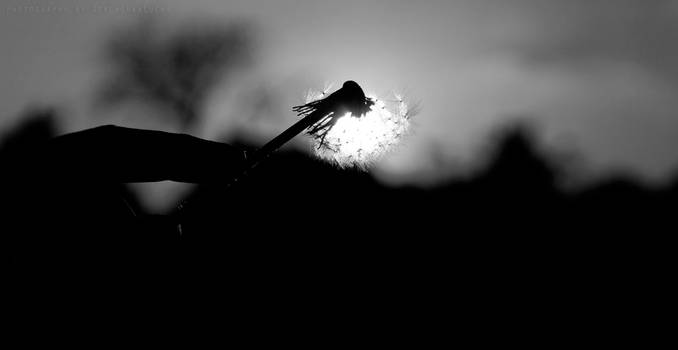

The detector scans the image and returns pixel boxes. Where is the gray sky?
[2,0,678,192]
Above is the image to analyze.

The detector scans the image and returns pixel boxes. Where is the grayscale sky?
[2,0,678,191]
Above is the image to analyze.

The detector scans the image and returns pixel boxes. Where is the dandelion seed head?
[304,87,412,169]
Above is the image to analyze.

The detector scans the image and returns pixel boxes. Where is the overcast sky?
[2,0,678,192]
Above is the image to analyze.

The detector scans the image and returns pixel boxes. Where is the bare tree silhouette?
[97,16,255,129]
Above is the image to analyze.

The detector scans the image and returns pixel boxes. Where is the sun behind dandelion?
[303,86,413,169]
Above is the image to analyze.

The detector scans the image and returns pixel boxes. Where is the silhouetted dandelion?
[294,82,413,168]
[176,81,415,230]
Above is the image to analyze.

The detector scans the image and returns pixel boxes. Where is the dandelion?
[294,81,413,168]
[175,80,415,229]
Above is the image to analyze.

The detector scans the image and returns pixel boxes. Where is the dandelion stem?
[174,105,332,223]
[246,106,331,169]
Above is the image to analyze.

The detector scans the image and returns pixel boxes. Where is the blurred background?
[2,0,678,220]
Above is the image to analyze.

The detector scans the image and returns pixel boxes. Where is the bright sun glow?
[305,89,412,168]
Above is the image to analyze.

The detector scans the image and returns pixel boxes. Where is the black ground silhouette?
[2,114,672,334]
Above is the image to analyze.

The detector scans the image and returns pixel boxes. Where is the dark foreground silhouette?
[2,113,672,338]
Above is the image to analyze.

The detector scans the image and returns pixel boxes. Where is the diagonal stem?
[173,105,332,228]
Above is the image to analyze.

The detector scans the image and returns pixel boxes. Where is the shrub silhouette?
[97,17,255,129]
